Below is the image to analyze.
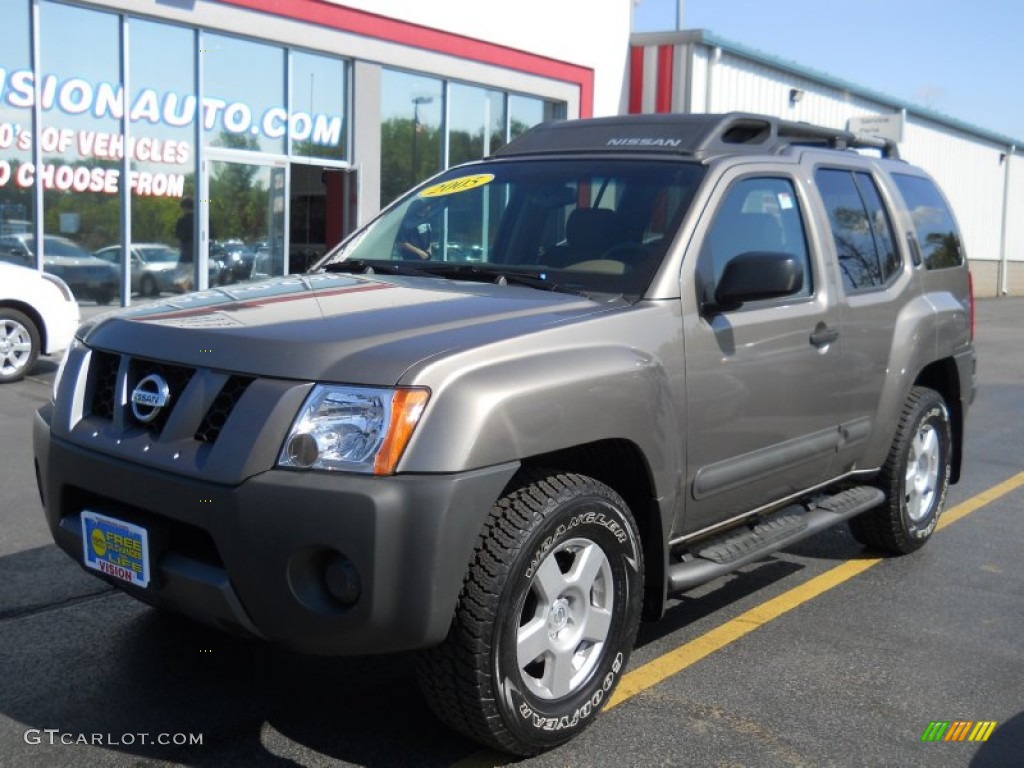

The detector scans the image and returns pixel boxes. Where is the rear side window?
[891,173,964,269]
[815,169,900,292]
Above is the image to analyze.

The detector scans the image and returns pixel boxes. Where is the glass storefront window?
[202,33,285,155]
[208,160,285,281]
[380,70,565,207]
[509,94,566,140]
[38,1,122,306]
[380,70,443,206]
[448,83,505,166]
[0,0,35,261]
[128,19,196,297]
[290,51,347,162]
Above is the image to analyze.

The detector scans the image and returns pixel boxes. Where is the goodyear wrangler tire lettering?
[415,471,643,756]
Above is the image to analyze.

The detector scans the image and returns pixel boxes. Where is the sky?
[632,0,1024,143]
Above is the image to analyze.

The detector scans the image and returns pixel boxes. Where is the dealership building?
[1,0,1020,305]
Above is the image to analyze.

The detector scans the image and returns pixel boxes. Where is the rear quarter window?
[890,174,964,269]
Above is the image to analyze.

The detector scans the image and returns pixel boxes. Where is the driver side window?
[698,177,812,304]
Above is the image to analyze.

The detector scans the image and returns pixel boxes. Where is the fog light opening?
[324,553,361,607]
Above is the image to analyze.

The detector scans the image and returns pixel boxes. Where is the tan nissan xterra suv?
[34,113,975,754]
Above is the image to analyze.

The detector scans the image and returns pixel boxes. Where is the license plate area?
[81,510,150,588]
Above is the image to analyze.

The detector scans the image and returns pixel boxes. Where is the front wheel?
[850,386,952,554]
[416,471,644,755]
[0,309,40,383]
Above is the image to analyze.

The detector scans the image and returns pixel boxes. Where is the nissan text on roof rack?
[34,112,975,754]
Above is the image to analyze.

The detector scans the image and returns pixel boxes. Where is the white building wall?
[334,0,633,117]
[1002,154,1024,294]
[701,53,885,128]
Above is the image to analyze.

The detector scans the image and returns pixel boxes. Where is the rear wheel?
[850,386,951,554]
[416,471,643,755]
[0,309,40,383]
[140,274,159,297]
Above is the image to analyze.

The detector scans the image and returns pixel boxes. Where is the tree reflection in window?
[816,169,900,291]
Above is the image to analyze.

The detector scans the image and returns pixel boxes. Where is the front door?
[681,171,842,535]
[198,153,286,289]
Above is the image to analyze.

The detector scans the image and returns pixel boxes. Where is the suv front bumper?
[33,405,518,655]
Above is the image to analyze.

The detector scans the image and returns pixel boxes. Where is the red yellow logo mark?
[921,720,997,742]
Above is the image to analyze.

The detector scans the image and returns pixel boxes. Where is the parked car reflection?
[94,243,180,297]
[0,233,119,305]
[211,240,255,283]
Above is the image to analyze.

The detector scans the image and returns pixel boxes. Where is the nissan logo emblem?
[131,374,171,423]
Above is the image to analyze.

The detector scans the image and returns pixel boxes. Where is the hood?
[82,272,612,384]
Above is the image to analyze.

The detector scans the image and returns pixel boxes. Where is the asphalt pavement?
[0,298,1021,767]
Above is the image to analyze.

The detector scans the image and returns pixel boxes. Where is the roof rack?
[491,112,900,160]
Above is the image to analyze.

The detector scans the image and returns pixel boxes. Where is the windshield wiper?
[320,259,433,278]
[419,264,586,297]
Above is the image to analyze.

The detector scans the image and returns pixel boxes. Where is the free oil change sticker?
[81,510,150,588]
[419,173,494,198]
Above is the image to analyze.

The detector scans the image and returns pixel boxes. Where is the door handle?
[810,325,839,347]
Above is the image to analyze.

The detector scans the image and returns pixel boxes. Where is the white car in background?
[0,262,80,382]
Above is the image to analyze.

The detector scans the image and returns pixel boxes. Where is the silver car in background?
[94,243,180,297]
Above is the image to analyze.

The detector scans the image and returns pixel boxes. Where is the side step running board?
[667,485,885,595]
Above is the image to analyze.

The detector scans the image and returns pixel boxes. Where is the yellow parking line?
[936,470,1024,531]
[606,470,1024,710]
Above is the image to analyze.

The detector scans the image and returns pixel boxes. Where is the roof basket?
[492,112,900,160]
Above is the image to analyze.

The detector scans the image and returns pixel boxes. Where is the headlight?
[278,385,429,475]
[41,272,75,302]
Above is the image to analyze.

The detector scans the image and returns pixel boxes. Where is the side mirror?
[711,251,803,311]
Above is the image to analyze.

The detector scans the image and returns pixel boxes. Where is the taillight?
[968,270,975,340]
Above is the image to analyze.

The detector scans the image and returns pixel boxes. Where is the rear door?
[681,166,842,535]
[810,163,915,475]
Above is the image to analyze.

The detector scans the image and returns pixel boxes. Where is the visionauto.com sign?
[0,69,344,197]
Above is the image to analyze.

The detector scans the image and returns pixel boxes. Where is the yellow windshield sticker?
[419,173,495,198]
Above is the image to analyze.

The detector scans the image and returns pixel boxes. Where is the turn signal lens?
[374,388,430,475]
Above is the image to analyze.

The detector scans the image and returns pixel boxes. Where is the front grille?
[85,351,251,446]
[89,351,120,419]
[128,359,195,432]
[195,375,254,444]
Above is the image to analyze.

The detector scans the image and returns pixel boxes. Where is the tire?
[140,274,159,297]
[850,386,952,554]
[94,291,114,306]
[416,471,644,755]
[0,308,41,383]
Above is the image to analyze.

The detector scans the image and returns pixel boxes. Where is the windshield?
[315,159,704,299]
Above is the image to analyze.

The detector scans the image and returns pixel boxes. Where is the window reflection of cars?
[0,233,119,305]
[94,243,180,297]
[251,238,286,279]
[211,240,255,283]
